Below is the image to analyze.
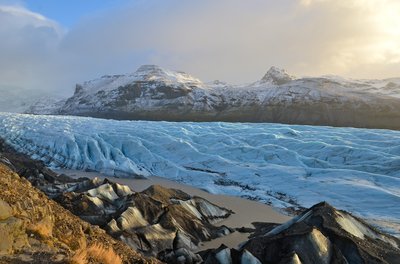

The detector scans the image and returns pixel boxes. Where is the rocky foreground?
[1,140,400,263]
[0,162,159,263]
[0,139,236,262]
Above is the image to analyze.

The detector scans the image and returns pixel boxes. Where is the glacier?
[0,112,399,232]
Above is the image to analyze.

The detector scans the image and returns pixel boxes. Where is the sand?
[55,169,291,250]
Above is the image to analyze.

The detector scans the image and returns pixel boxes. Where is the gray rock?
[241,202,400,264]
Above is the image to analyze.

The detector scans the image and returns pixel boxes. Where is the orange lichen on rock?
[0,163,159,264]
[70,243,122,264]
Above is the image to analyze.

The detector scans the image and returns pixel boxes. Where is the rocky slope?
[26,64,400,130]
[0,139,233,262]
[0,163,159,264]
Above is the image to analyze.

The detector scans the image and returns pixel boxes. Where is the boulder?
[242,202,400,263]
[0,199,12,221]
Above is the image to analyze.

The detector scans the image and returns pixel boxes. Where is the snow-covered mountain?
[54,65,220,120]
[1,113,399,236]
[24,64,400,129]
[0,86,48,113]
[23,97,66,115]
[0,85,66,114]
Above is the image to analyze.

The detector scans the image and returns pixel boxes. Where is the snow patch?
[308,228,331,263]
[241,250,262,264]
[87,184,119,203]
[117,207,149,230]
[215,248,232,264]
[265,210,313,237]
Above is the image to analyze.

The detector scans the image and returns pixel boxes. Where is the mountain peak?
[261,66,294,85]
[134,64,166,75]
[132,65,203,87]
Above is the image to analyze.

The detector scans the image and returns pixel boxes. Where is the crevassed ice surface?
[0,113,400,229]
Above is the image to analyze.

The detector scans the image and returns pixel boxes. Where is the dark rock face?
[53,181,233,257]
[199,202,400,264]
[199,245,261,264]
[260,66,294,85]
[242,202,400,264]
[157,230,204,264]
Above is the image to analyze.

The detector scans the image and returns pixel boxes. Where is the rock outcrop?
[0,139,233,261]
[52,180,233,256]
[0,162,159,264]
[244,202,400,263]
[56,65,221,122]
[260,66,295,85]
[200,202,400,264]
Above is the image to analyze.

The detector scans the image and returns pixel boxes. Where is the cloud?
[294,0,400,76]
[0,4,64,93]
[60,0,400,82]
[0,0,399,96]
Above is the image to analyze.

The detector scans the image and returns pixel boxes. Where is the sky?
[24,0,127,27]
[0,0,400,96]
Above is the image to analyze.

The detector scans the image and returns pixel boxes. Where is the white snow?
[308,228,331,263]
[241,250,262,264]
[259,66,295,85]
[86,196,104,208]
[117,207,149,230]
[290,253,302,264]
[177,200,203,219]
[78,64,206,95]
[335,211,399,248]
[113,182,133,197]
[0,113,400,234]
[0,87,56,114]
[215,248,232,264]
[47,65,400,120]
[195,198,230,220]
[87,183,119,202]
[265,210,313,237]
[4,65,400,118]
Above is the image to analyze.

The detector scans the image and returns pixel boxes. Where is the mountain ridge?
[22,65,400,130]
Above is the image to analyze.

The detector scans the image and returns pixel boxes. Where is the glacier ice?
[0,113,399,230]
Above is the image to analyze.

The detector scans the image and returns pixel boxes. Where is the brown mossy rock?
[0,199,12,221]
[141,185,191,203]
[0,163,159,264]
[0,215,29,255]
